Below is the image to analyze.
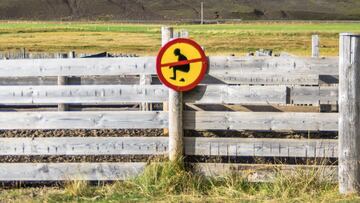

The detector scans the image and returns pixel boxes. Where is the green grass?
[1,161,360,202]
[0,21,359,56]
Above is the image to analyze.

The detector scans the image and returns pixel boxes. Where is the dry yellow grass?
[0,21,358,56]
[0,31,160,54]
[0,161,359,202]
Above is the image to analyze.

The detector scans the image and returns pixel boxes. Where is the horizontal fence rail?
[0,137,338,158]
[0,163,338,182]
[290,86,338,105]
[0,111,168,130]
[0,85,287,105]
[0,85,340,106]
[0,112,338,131]
[0,74,332,86]
[0,57,156,77]
[209,57,339,75]
[203,73,320,85]
[185,137,338,158]
[0,163,146,181]
[183,112,338,131]
[0,137,168,156]
[0,56,338,77]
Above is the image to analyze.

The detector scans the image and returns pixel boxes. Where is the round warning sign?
[156,38,208,92]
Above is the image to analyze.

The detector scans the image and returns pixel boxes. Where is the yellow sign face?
[156,38,207,92]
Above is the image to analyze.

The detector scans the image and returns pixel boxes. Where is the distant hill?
[0,0,359,21]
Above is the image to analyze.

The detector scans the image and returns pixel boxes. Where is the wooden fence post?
[162,27,173,136]
[168,88,183,161]
[161,26,184,161]
[312,35,319,58]
[57,51,74,111]
[339,33,360,194]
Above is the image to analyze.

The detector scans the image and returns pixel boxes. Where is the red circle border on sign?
[156,38,208,92]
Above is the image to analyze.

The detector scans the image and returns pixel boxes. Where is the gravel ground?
[0,129,337,139]
[0,129,164,138]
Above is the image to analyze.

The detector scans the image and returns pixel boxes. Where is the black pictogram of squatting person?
[170,48,190,82]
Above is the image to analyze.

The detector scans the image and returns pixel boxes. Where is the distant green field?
[0,21,359,56]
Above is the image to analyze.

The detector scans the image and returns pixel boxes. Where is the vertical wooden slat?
[312,35,320,58]
[162,27,173,136]
[339,33,360,194]
[57,51,74,111]
[140,74,152,111]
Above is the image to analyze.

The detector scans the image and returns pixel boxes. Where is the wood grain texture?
[185,85,287,104]
[0,57,337,77]
[0,111,337,131]
[140,74,153,111]
[184,112,338,131]
[0,85,287,105]
[312,35,320,58]
[0,85,168,104]
[0,137,338,158]
[0,74,320,86]
[204,74,319,85]
[0,76,140,86]
[0,57,156,77]
[209,56,338,75]
[0,162,337,182]
[338,33,360,194]
[185,137,338,158]
[0,162,146,181]
[290,86,338,105]
[0,111,168,130]
[0,137,168,155]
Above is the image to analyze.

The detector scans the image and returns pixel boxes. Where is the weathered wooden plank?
[320,86,339,104]
[0,57,337,77]
[0,137,338,158]
[194,163,337,182]
[0,85,168,104]
[290,86,338,105]
[0,162,146,181]
[0,137,168,156]
[0,111,337,131]
[184,112,338,131]
[0,74,320,86]
[312,35,320,58]
[0,76,140,86]
[209,56,338,75]
[140,75,153,111]
[338,33,360,194]
[185,137,337,158]
[204,74,319,85]
[0,57,156,77]
[185,85,287,104]
[0,162,337,182]
[0,111,168,130]
[0,85,286,105]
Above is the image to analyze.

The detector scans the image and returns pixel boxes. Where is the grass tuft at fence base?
[1,160,358,202]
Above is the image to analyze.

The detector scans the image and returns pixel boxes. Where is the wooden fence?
[0,30,343,189]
